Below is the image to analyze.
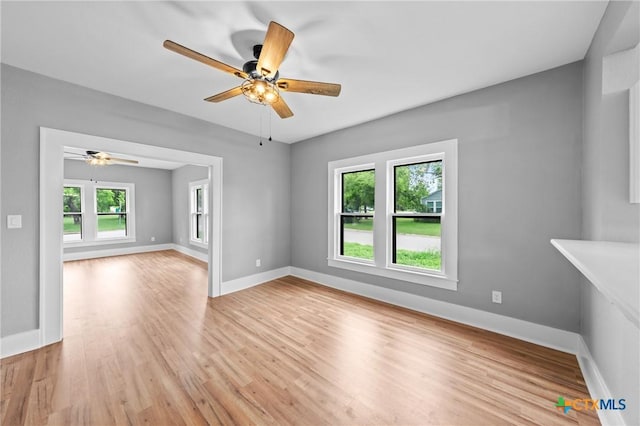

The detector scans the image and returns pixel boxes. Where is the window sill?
[328,258,457,291]
[64,237,136,248]
[190,239,208,249]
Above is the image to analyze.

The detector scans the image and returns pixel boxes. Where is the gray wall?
[291,62,584,331]
[0,64,291,336]
[64,160,174,253]
[581,2,639,425]
[171,164,209,254]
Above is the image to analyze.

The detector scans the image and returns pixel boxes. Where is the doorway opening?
[40,127,223,347]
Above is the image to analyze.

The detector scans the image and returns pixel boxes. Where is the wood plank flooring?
[1,250,599,425]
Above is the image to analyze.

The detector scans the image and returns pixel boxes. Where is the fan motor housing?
[243,45,279,81]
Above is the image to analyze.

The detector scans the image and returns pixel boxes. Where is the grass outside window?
[344,217,440,236]
[343,242,441,269]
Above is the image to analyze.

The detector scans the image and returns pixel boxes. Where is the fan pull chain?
[259,107,263,146]
[269,108,272,142]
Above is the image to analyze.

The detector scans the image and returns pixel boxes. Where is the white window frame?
[189,179,209,248]
[64,179,136,247]
[94,183,134,241]
[328,139,458,291]
[62,183,85,243]
[630,80,639,203]
[335,164,376,264]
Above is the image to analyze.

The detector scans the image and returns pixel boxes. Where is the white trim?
[172,244,209,263]
[40,132,65,348]
[289,266,579,354]
[1,329,41,359]
[630,80,639,203]
[40,127,223,347]
[63,243,174,261]
[189,239,208,250]
[208,160,223,298]
[64,236,137,248]
[327,258,457,290]
[327,139,458,290]
[577,336,627,426]
[221,267,292,295]
[63,179,137,246]
[189,179,209,247]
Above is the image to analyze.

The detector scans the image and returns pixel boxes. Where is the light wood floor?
[1,250,599,425]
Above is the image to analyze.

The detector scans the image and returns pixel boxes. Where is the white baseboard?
[222,267,292,295]
[289,267,580,354]
[1,329,41,359]
[171,244,208,262]
[63,243,174,261]
[577,337,627,426]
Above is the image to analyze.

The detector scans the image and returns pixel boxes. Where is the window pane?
[393,216,441,271]
[342,170,375,213]
[63,186,82,213]
[394,161,442,213]
[97,214,127,238]
[341,215,373,260]
[196,213,203,240]
[63,214,82,242]
[196,188,203,213]
[96,188,127,213]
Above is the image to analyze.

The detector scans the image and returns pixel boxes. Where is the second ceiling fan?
[164,21,341,119]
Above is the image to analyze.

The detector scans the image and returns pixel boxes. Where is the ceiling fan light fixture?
[86,157,108,166]
[241,78,279,105]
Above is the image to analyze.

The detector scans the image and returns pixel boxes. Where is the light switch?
[7,215,22,229]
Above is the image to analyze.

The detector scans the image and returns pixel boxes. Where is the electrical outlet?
[492,290,502,304]
[7,215,22,229]
[255,259,261,267]
[150,236,156,242]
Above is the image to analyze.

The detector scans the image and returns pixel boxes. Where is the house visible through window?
[392,160,442,271]
[63,180,135,246]
[328,140,458,290]
[190,180,209,247]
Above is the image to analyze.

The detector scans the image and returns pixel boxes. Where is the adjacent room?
[1,1,638,425]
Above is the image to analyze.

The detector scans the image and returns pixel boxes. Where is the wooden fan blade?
[271,96,294,119]
[106,157,139,165]
[163,40,247,79]
[277,78,341,97]
[257,22,294,78]
[204,86,243,103]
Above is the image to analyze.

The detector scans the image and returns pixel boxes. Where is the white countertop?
[551,239,639,329]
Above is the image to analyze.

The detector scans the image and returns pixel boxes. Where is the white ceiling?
[1,1,607,144]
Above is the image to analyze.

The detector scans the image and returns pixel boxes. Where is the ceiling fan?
[65,150,139,166]
[163,21,341,119]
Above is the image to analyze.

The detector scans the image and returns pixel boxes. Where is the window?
[190,180,209,248]
[63,180,135,247]
[63,185,83,242]
[340,169,375,261]
[328,140,458,290]
[96,187,129,239]
[392,160,442,272]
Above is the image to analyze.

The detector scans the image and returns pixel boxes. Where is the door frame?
[40,127,223,347]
